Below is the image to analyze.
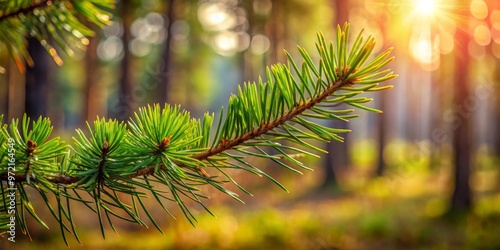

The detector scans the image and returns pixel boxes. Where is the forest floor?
[8,171,500,249]
[6,142,500,249]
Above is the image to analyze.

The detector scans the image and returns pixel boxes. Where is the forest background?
[1,0,500,249]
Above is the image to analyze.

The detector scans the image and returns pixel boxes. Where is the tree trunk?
[450,6,472,213]
[321,0,349,188]
[492,38,500,191]
[7,60,25,120]
[0,61,8,116]
[496,77,500,156]
[83,36,100,122]
[491,2,500,157]
[111,1,133,120]
[375,18,391,176]
[268,0,287,63]
[25,38,53,118]
[375,93,387,176]
[158,0,175,103]
[334,0,349,26]
[240,0,256,84]
[489,0,500,186]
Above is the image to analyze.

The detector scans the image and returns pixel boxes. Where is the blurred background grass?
[7,140,500,249]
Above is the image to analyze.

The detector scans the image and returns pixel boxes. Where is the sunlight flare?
[416,0,437,16]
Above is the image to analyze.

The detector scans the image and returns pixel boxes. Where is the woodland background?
[1,0,500,249]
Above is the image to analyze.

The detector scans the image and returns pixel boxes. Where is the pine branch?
[0,24,397,243]
[129,77,352,179]
[0,49,359,184]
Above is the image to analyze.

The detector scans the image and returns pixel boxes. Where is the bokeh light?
[198,3,237,31]
[491,10,500,29]
[438,31,454,54]
[128,12,166,57]
[130,13,166,44]
[129,39,151,57]
[470,0,488,20]
[491,41,500,59]
[403,0,468,69]
[473,24,491,46]
[212,31,239,56]
[237,32,251,52]
[171,20,190,41]
[253,0,272,16]
[197,1,250,57]
[103,20,124,37]
[145,12,164,31]
[412,38,432,64]
[468,40,486,59]
[250,34,270,55]
[492,28,500,44]
[409,22,440,71]
[97,36,124,61]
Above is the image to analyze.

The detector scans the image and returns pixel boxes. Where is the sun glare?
[416,0,437,16]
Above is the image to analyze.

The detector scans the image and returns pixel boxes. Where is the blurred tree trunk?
[322,0,349,188]
[375,82,387,176]
[450,6,472,213]
[158,0,175,103]
[496,67,500,156]
[407,60,420,143]
[7,60,25,120]
[495,67,500,173]
[490,1,500,157]
[25,38,53,118]
[269,0,286,63]
[240,0,254,81]
[488,0,500,188]
[0,61,8,116]
[112,1,133,120]
[429,32,450,170]
[375,14,391,176]
[83,36,100,122]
